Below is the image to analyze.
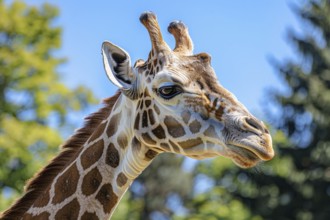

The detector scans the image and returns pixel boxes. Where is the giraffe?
[1,12,274,219]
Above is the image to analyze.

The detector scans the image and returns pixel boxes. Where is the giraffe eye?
[158,85,183,99]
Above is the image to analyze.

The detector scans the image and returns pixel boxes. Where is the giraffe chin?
[226,144,262,168]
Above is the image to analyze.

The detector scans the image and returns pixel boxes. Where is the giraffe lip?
[227,136,274,162]
[226,144,260,168]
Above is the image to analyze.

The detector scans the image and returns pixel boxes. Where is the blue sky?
[13,0,300,118]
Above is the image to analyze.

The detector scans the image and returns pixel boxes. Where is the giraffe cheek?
[164,116,186,138]
[181,110,191,124]
[189,119,202,134]
[203,125,221,139]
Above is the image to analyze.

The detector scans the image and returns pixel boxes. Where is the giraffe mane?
[0,91,121,219]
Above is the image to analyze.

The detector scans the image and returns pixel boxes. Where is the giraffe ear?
[102,41,134,89]
[102,41,139,99]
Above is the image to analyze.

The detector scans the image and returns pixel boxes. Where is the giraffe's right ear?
[102,41,139,99]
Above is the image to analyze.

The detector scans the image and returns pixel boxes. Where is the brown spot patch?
[148,109,155,125]
[215,104,225,121]
[178,138,203,149]
[23,212,50,220]
[154,104,160,115]
[82,167,102,196]
[89,122,107,143]
[81,211,99,220]
[212,98,218,109]
[55,198,80,220]
[149,66,154,75]
[134,113,140,130]
[142,132,156,145]
[52,164,79,204]
[181,110,191,124]
[106,113,121,137]
[81,139,104,170]
[145,99,151,108]
[139,100,144,110]
[33,190,50,207]
[189,120,202,133]
[145,149,158,161]
[116,172,128,187]
[164,116,186,138]
[117,133,128,149]
[96,183,118,214]
[106,143,120,168]
[132,136,141,152]
[204,125,218,138]
[152,125,166,139]
[142,111,148,128]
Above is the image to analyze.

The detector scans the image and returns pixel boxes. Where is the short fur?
[0,91,121,220]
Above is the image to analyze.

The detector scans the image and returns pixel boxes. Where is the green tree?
[260,0,330,218]
[0,0,95,210]
[179,0,330,219]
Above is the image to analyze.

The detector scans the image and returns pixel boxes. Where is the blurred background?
[0,0,330,219]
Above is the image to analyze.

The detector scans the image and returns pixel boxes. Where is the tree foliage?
[0,0,95,210]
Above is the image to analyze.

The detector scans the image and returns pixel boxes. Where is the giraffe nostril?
[246,117,262,129]
[243,117,265,135]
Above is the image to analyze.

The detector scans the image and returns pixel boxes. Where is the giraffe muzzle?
[225,115,274,167]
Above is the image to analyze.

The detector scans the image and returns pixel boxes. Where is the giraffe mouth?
[226,133,274,168]
[226,144,261,168]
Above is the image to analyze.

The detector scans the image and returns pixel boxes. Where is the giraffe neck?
[24,94,158,219]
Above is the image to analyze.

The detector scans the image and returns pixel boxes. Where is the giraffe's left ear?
[102,41,138,99]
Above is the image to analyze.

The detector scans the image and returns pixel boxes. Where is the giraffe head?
[102,12,274,168]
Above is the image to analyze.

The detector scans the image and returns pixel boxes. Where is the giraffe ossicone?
[1,12,274,219]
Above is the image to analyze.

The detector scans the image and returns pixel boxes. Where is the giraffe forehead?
[138,53,210,76]
[136,53,241,114]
